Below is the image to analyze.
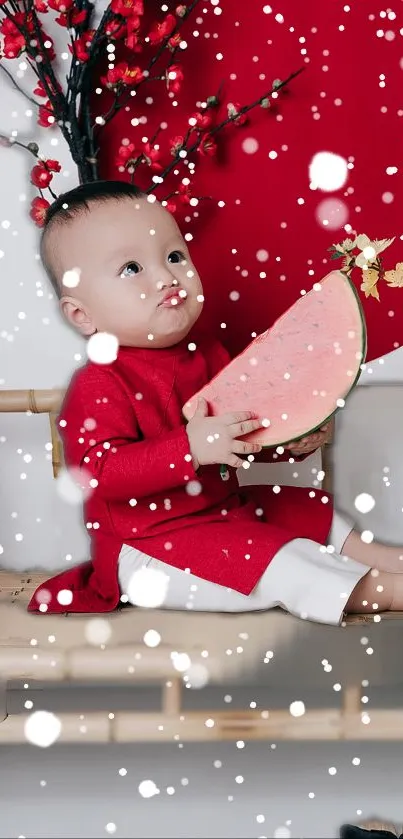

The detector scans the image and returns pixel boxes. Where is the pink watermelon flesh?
[183,271,367,447]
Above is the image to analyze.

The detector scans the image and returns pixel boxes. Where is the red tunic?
[28,337,333,614]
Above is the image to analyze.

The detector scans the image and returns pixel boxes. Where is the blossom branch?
[0,1,307,225]
[93,1,201,135]
[0,131,59,198]
[148,0,201,69]
[0,61,52,111]
[146,67,305,193]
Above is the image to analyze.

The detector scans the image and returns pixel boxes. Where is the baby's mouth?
[158,289,188,307]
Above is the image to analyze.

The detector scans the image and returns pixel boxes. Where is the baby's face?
[54,197,204,348]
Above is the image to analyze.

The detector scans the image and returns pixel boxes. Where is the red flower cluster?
[170,135,185,156]
[227,101,248,126]
[33,0,49,12]
[116,142,139,169]
[0,13,30,58]
[102,61,144,89]
[0,10,55,59]
[116,141,162,172]
[106,15,142,51]
[148,13,176,45]
[54,6,87,28]
[38,102,55,127]
[30,197,50,227]
[30,158,61,188]
[189,110,214,130]
[198,134,217,157]
[165,183,194,214]
[33,80,57,128]
[166,64,184,95]
[48,0,74,10]
[68,29,95,61]
[111,0,143,18]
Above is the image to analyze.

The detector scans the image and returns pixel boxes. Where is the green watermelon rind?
[261,270,368,448]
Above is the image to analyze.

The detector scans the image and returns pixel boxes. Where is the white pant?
[118,511,369,626]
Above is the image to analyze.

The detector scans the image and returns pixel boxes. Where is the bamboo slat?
[2,706,403,743]
[1,571,402,624]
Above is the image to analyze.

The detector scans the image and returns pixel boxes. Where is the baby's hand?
[185,398,262,470]
[286,419,334,456]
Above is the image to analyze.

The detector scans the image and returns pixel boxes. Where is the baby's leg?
[345,568,403,614]
[341,528,403,574]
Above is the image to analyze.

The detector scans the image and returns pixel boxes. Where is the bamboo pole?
[2,705,403,744]
[0,646,206,683]
[49,412,63,478]
[162,678,182,716]
[0,388,64,414]
[342,685,361,715]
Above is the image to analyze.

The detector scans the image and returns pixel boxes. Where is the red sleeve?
[58,367,198,502]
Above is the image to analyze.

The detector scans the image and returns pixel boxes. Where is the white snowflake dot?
[87,332,119,364]
[138,780,159,798]
[354,493,375,514]
[143,630,161,647]
[289,700,305,717]
[242,137,259,154]
[24,710,62,748]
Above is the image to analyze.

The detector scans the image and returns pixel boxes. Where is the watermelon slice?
[183,271,367,447]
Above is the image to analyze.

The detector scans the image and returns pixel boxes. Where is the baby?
[28,180,403,622]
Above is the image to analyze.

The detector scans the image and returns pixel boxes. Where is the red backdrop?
[95,0,403,362]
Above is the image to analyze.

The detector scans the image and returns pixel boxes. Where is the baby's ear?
[59,296,96,337]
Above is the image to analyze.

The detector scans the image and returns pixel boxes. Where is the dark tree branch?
[0,62,52,112]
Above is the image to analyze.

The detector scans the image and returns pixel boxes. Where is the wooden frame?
[0,388,65,478]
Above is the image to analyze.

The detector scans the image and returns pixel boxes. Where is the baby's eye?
[121,261,142,277]
[168,250,186,264]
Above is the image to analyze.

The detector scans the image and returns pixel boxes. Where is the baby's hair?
[39,179,145,298]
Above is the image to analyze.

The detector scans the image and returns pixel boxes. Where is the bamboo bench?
[0,388,401,626]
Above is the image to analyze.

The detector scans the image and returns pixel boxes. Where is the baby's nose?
[156,277,179,291]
